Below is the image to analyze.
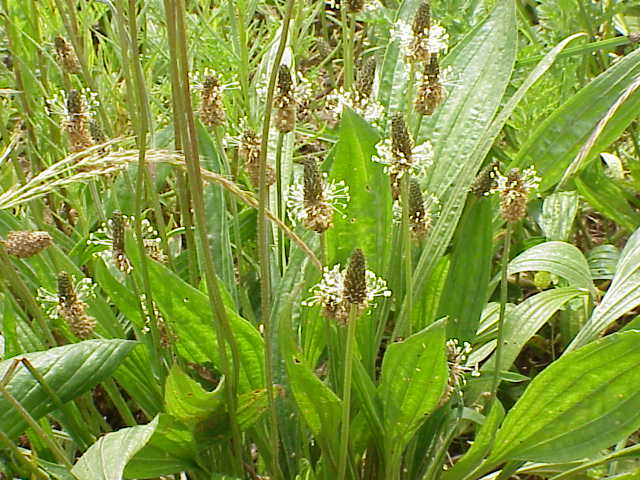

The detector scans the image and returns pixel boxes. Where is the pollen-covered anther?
[200,74,226,128]
[239,130,275,188]
[438,339,478,407]
[2,231,52,258]
[274,65,296,133]
[54,36,81,74]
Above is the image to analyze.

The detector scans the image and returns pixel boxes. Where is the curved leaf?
[0,339,136,440]
[489,331,640,463]
[539,191,579,241]
[568,226,640,352]
[72,417,158,480]
[512,46,640,191]
[409,0,517,311]
[508,241,595,295]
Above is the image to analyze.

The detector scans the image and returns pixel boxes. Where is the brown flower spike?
[65,90,93,152]
[54,36,81,74]
[200,73,226,128]
[2,231,52,258]
[415,54,445,115]
[274,65,296,133]
[239,129,275,188]
[302,161,333,233]
[57,272,96,339]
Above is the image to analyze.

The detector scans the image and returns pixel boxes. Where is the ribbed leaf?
[72,417,158,480]
[379,319,447,449]
[438,198,493,342]
[0,339,136,440]
[489,331,640,463]
[587,245,619,280]
[409,0,516,310]
[539,191,579,241]
[507,241,595,295]
[512,47,640,191]
[326,108,392,272]
[568,227,640,352]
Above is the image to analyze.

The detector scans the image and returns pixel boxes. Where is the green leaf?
[507,241,595,295]
[326,108,392,272]
[164,364,224,428]
[0,339,136,440]
[468,288,587,401]
[379,319,448,449]
[72,417,158,480]
[489,331,640,463]
[576,159,640,232]
[539,191,579,242]
[282,346,342,439]
[410,0,517,310]
[587,245,619,280]
[124,414,199,478]
[438,198,493,342]
[442,402,504,480]
[568,226,640,352]
[132,255,264,393]
[512,46,640,191]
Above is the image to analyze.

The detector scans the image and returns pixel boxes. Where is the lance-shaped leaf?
[326,108,392,272]
[489,331,640,463]
[0,339,136,440]
[568,226,640,352]
[379,319,448,449]
[507,241,595,296]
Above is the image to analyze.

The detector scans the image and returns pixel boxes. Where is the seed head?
[54,36,81,74]
[274,65,296,133]
[470,160,499,197]
[200,73,226,128]
[391,113,413,163]
[57,271,95,339]
[412,2,431,36]
[239,129,275,188]
[355,57,377,101]
[415,55,445,115]
[408,179,430,240]
[343,248,367,306]
[64,89,93,152]
[2,231,52,258]
[111,211,131,273]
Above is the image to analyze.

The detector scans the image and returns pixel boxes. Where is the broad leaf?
[489,331,640,463]
[379,319,448,450]
[326,108,392,272]
[568,226,640,352]
[0,339,136,440]
[507,241,595,295]
[512,46,640,191]
[72,417,158,480]
[539,191,579,242]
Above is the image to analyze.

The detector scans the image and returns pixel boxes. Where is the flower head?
[393,18,448,64]
[274,65,296,133]
[303,258,391,324]
[490,167,540,223]
[1,231,52,258]
[326,88,384,125]
[438,339,480,407]
[199,71,226,128]
[287,163,349,233]
[54,36,80,74]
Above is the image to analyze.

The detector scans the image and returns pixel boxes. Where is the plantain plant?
[2,0,640,479]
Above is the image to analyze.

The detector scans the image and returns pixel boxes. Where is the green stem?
[491,224,511,401]
[257,0,296,477]
[168,0,244,474]
[402,174,413,336]
[0,385,73,471]
[275,131,286,274]
[340,6,355,90]
[337,306,358,480]
[0,431,49,480]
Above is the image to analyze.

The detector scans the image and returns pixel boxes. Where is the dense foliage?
[2,0,640,478]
